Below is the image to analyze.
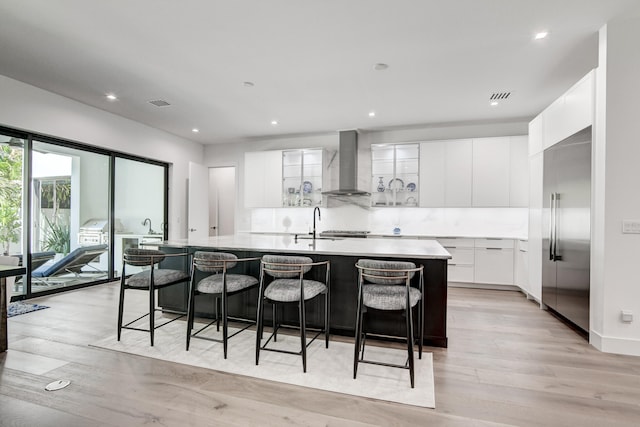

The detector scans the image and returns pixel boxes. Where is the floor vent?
[149,99,171,107]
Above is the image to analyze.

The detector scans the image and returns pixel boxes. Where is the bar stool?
[186,251,260,358]
[255,255,330,372]
[117,248,191,346]
[353,259,424,388]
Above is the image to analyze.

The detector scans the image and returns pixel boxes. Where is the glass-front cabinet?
[371,143,419,207]
[282,149,323,207]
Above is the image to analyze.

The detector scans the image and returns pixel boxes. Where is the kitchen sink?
[294,236,343,241]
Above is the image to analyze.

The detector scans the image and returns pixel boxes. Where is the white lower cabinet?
[515,239,529,293]
[474,247,514,285]
[438,238,474,283]
[439,237,519,287]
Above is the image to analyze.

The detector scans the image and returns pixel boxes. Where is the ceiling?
[0,0,637,145]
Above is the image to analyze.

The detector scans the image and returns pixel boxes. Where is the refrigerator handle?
[549,193,555,261]
[553,193,561,261]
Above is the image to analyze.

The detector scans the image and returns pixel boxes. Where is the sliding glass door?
[30,141,110,292]
[113,157,166,278]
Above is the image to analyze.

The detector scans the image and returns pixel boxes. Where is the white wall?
[592,11,640,356]
[0,75,204,239]
[204,121,529,237]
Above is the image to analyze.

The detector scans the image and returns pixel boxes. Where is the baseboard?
[590,330,640,356]
[447,281,520,292]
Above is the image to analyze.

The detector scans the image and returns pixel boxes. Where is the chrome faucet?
[142,218,155,234]
[312,207,321,239]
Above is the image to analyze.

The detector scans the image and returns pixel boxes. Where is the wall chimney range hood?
[322,130,371,196]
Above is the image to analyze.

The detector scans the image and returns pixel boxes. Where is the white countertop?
[158,234,451,260]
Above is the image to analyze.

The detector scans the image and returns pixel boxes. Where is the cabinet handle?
[485,247,503,251]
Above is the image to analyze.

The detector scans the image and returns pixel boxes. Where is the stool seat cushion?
[197,273,258,294]
[265,279,327,302]
[362,284,421,310]
[128,269,190,288]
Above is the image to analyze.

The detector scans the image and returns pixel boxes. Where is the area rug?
[92,319,435,408]
[7,302,49,317]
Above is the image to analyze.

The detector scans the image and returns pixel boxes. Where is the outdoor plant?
[42,215,70,255]
[0,145,22,255]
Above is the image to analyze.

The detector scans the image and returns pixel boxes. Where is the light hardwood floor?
[2,283,640,426]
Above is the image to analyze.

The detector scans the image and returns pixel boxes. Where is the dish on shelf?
[303,181,313,194]
[405,196,417,206]
[302,197,312,206]
[388,178,404,191]
[406,182,416,192]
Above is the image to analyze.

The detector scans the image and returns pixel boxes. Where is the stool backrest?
[124,248,166,266]
[262,254,313,278]
[356,259,416,285]
[194,251,237,272]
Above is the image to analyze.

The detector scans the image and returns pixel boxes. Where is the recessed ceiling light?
[106,93,117,101]
[192,128,199,133]
[271,120,278,126]
[490,101,499,107]
[373,63,389,71]
[534,31,548,40]
[243,81,255,87]
[368,111,376,117]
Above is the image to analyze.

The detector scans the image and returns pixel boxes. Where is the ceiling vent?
[148,99,171,107]
[489,92,511,100]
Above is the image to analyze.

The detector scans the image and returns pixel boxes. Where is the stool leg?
[299,298,307,373]
[324,290,330,348]
[272,303,278,342]
[255,284,265,365]
[418,298,424,359]
[117,277,126,341]
[186,280,195,351]
[353,293,363,379]
[406,306,415,388]
[222,290,228,359]
[215,297,220,332]
[149,286,155,347]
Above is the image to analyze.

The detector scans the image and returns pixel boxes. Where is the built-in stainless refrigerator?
[542,127,591,334]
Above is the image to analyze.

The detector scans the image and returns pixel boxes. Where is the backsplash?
[248,205,528,239]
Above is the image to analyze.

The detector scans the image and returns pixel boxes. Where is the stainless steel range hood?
[322,130,371,196]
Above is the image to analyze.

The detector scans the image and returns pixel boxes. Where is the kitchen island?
[155,234,451,347]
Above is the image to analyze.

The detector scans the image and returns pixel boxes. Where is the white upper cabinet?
[244,150,283,208]
[282,148,323,207]
[445,139,473,207]
[371,143,420,207]
[509,136,529,207]
[420,139,472,207]
[419,141,445,207]
[472,137,510,207]
[420,136,526,208]
[543,70,594,150]
[528,114,543,156]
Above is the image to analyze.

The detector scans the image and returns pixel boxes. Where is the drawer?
[517,239,528,252]
[474,248,514,285]
[474,238,514,249]
[437,237,474,248]
[448,264,474,282]
[446,247,474,265]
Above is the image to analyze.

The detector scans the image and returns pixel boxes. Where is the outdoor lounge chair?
[15,251,56,271]
[32,244,108,283]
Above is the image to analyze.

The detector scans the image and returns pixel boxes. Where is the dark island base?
[158,248,448,348]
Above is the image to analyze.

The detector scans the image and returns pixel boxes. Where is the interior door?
[187,162,209,240]
[209,167,236,236]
